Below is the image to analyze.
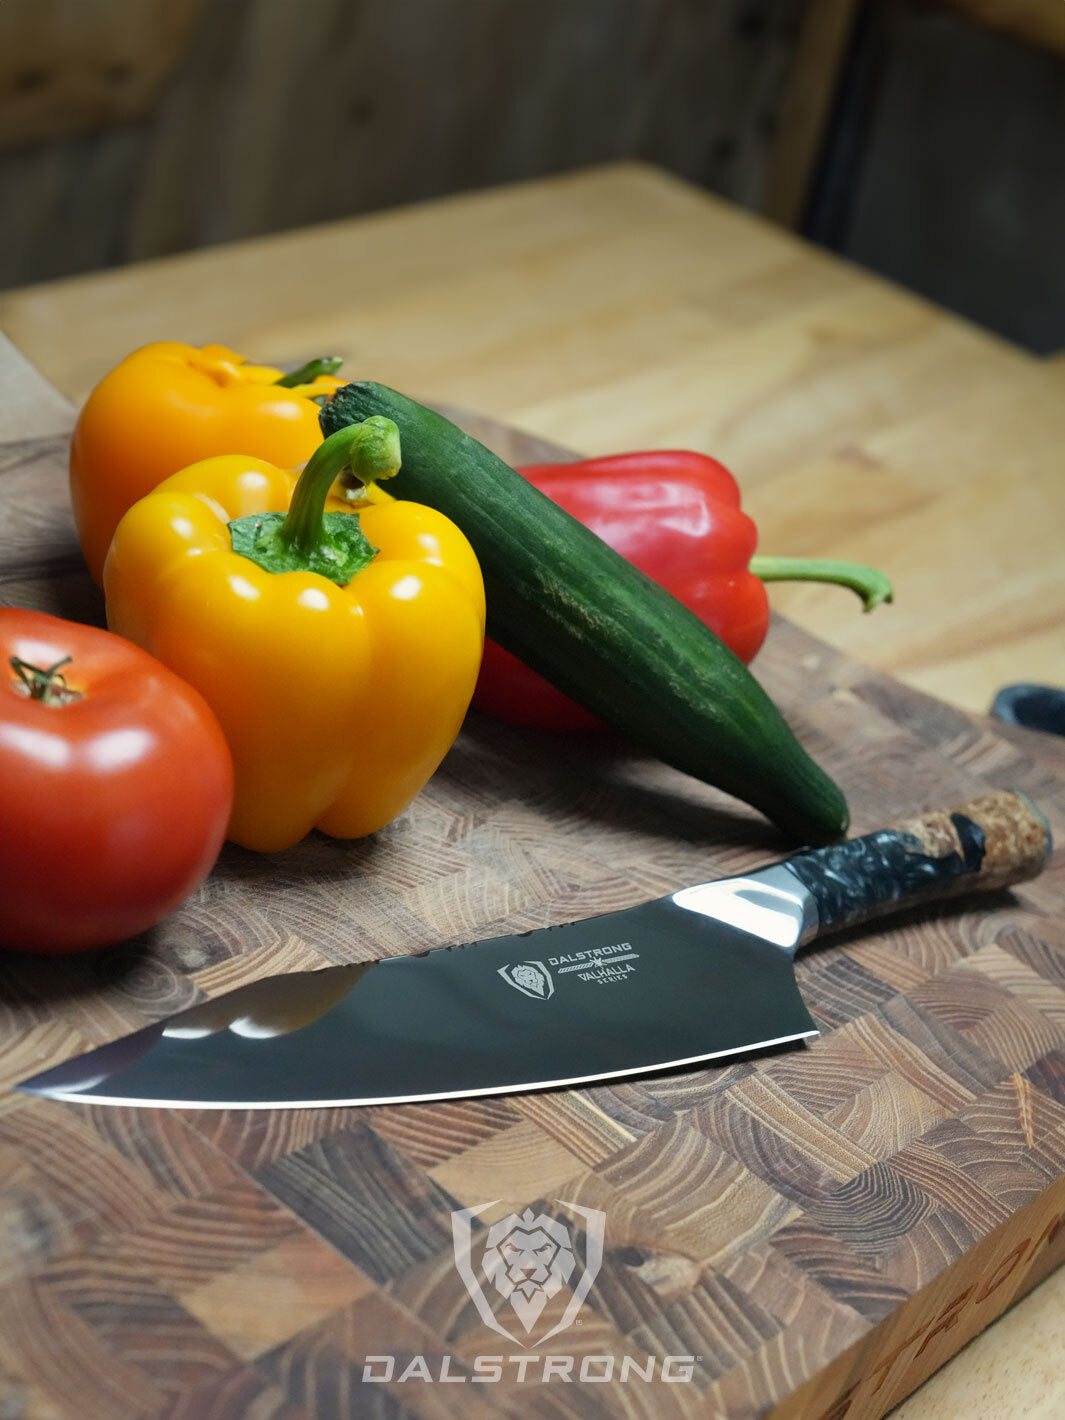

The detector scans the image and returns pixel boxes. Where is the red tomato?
[0,610,234,953]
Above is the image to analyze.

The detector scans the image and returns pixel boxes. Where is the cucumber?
[322,384,849,843]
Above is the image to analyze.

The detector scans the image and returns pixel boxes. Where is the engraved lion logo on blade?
[511,964,548,996]
[481,1209,575,1332]
[498,960,554,999]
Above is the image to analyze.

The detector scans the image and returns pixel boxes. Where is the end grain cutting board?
[2,334,1065,1420]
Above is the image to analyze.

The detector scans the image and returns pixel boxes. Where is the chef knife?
[17,791,1050,1110]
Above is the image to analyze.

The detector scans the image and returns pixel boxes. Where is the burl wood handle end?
[787,790,1052,936]
[903,790,1052,892]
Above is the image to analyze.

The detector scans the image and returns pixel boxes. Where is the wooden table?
[2,163,1065,1418]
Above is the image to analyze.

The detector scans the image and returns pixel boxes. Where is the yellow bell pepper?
[71,342,345,584]
[103,419,485,852]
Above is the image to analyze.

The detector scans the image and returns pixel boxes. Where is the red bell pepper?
[473,450,892,730]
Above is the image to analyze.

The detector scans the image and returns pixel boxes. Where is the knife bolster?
[783,790,1051,936]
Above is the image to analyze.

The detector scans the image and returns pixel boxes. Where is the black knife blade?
[16,791,1050,1109]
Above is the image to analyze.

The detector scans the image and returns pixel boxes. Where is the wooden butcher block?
[2,333,1065,1420]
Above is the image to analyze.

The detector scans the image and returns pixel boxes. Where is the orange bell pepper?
[103,418,485,852]
[70,342,344,583]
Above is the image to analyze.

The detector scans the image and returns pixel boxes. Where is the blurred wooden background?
[2,0,1062,344]
[0,0,818,290]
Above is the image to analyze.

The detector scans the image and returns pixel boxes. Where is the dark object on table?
[992,684,1065,738]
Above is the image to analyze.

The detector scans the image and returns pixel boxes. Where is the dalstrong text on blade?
[497,941,640,997]
[549,941,640,983]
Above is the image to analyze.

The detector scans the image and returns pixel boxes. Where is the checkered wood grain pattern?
[3,367,1065,1419]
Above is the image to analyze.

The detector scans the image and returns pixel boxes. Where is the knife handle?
[784,790,1051,936]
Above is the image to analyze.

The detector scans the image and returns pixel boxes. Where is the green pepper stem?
[278,418,401,559]
[9,655,82,705]
[275,356,344,388]
[750,556,894,613]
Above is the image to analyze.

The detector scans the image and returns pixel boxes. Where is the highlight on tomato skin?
[0,609,234,955]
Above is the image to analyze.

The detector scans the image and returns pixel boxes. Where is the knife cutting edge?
[16,791,1051,1110]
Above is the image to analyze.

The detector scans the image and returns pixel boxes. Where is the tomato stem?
[9,655,83,705]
